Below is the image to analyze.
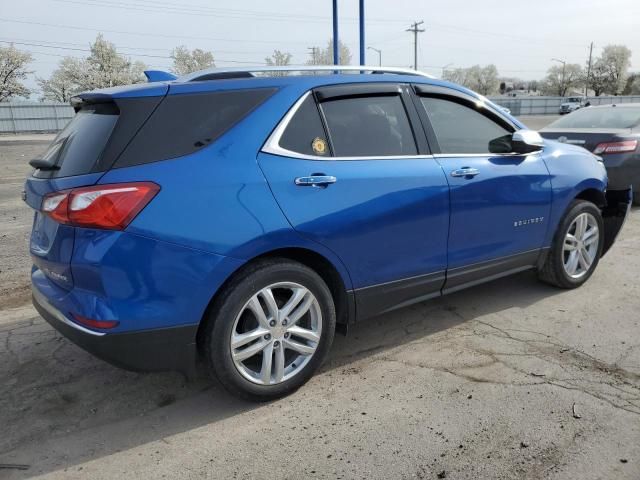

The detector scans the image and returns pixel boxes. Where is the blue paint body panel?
[25,72,610,351]
[258,153,450,288]
[436,153,552,268]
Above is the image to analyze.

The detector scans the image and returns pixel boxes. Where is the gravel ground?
[0,139,47,309]
[0,127,638,479]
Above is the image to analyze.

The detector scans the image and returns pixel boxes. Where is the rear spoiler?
[144,70,178,82]
[69,83,170,111]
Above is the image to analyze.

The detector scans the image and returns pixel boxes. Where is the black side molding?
[354,271,445,321]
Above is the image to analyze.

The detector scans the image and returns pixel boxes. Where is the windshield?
[567,98,582,103]
[547,106,640,129]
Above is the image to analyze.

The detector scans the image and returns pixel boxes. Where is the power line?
[49,0,406,24]
[0,36,308,56]
[0,17,318,46]
[0,40,279,65]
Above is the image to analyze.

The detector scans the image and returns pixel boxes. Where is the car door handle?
[294,175,337,187]
[450,167,480,178]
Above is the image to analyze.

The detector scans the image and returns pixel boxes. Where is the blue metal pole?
[359,0,365,66]
[332,0,339,65]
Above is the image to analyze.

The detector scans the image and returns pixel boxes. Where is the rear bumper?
[604,154,640,192]
[32,285,198,375]
[602,187,632,256]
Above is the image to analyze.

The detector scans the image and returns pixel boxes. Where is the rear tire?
[633,190,640,206]
[202,258,336,401]
[538,200,604,289]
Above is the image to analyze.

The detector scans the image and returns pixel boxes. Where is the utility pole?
[406,20,425,70]
[367,46,382,66]
[585,42,594,97]
[307,47,319,65]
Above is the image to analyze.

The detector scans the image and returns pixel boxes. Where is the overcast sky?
[1,0,639,96]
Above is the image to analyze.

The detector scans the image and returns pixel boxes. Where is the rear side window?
[420,97,510,154]
[279,95,329,156]
[33,103,118,178]
[115,88,276,168]
[320,95,417,156]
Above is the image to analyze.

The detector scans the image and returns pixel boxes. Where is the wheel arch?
[196,246,354,352]
[575,187,606,208]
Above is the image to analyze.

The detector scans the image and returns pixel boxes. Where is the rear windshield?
[33,103,118,178]
[549,106,640,129]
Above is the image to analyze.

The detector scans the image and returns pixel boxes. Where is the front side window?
[420,97,510,154]
[320,95,417,157]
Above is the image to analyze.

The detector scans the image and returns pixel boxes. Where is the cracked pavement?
[1,136,639,479]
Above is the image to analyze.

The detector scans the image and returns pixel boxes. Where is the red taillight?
[72,313,119,330]
[593,140,638,155]
[41,182,160,230]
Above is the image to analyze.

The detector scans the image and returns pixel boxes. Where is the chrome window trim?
[261,90,434,161]
[433,152,540,158]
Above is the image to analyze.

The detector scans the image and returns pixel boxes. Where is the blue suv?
[25,66,631,400]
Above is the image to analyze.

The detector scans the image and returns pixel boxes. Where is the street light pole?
[367,47,382,66]
[551,58,567,96]
[332,0,339,65]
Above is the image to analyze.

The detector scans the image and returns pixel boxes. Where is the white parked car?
[559,96,586,114]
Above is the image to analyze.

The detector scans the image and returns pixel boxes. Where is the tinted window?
[33,103,118,178]
[115,88,276,168]
[279,95,329,156]
[321,95,417,156]
[548,106,640,129]
[421,97,510,154]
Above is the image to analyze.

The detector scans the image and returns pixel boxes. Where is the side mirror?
[489,130,544,154]
[512,130,544,154]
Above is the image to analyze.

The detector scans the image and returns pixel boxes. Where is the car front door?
[412,85,552,293]
[258,84,450,319]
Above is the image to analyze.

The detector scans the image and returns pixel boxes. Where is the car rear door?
[411,85,552,292]
[258,84,450,319]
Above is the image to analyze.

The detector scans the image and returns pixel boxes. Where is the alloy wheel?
[562,212,599,279]
[230,282,322,385]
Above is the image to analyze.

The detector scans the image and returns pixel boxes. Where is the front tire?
[202,258,336,401]
[538,200,604,288]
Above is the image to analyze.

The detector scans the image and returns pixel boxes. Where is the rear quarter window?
[115,88,277,168]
